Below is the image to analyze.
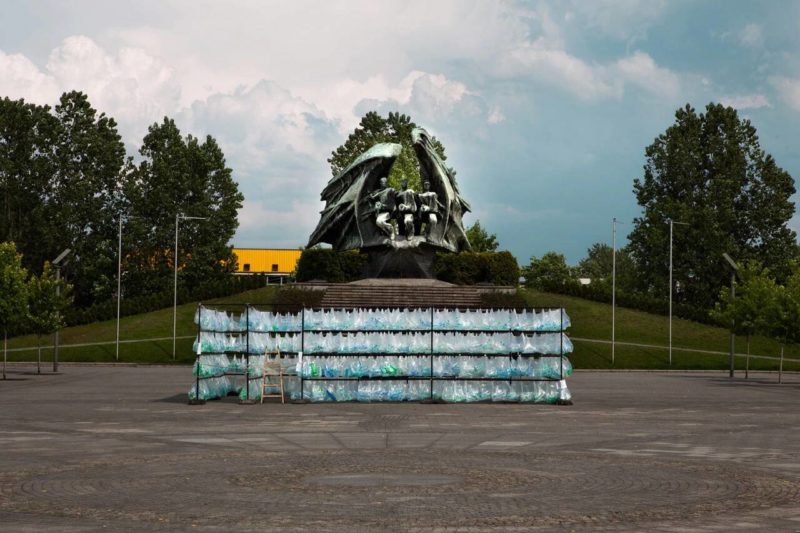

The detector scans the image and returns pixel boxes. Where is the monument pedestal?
[363,237,436,278]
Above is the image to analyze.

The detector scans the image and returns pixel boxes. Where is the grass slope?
[5,286,798,371]
[521,289,799,372]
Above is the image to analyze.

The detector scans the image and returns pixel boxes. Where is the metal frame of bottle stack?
[190,304,569,404]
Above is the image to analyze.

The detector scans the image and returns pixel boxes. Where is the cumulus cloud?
[0,36,181,144]
[738,23,764,48]
[615,51,680,99]
[720,93,770,110]
[769,77,800,111]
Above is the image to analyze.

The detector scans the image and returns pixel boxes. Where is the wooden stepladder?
[261,350,285,404]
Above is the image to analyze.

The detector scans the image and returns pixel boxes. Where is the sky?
[2,0,799,264]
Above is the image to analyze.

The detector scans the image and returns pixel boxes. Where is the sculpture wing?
[307,143,401,250]
[411,128,472,252]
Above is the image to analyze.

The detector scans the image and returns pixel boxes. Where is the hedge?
[433,251,519,286]
[63,274,267,327]
[295,248,367,283]
[536,278,717,326]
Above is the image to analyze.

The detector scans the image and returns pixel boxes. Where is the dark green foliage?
[434,251,519,286]
[0,93,126,306]
[522,252,574,289]
[295,248,367,283]
[576,243,638,291]
[328,111,447,191]
[124,118,244,296]
[628,103,797,309]
[465,220,499,252]
[63,275,265,327]
[479,290,527,309]
[538,277,715,325]
[274,287,325,311]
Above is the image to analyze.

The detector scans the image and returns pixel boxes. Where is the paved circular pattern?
[2,448,799,529]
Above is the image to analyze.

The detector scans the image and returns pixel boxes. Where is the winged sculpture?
[307,127,472,260]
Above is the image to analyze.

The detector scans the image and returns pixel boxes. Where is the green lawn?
[4,285,798,372]
[521,289,800,372]
[4,286,281,365]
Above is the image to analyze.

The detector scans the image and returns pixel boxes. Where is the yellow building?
[232,248,302,280]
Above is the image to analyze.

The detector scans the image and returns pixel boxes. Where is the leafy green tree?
[27,262,72,374]
[769,264,800,382]
[628,103,797,309]
[712,260,778,375]
[522,252,574,289]
[0,98,60,274]
[328,111,448,190]
[576,243,638,290]
[51,91,127,305]
[465,220,498,252]
[125,118,244,294]
[0,92,125,306]
[0,242,29,379]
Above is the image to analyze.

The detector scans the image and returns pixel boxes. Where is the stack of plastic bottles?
[189,305,574,403]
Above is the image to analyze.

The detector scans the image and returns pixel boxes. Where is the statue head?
[401,179,408,191]
[423,181,430,191]
[379,177,388,188]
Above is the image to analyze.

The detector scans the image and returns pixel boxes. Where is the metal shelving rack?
[190,304,570,404]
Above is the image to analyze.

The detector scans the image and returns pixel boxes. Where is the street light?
[611,218,624,366]
[668,219,690,366]
[115,214,142,362]
[52,248,72,373]
[173,213,208,359]
[723,252,738,378]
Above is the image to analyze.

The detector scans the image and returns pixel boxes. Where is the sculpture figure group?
[369,177,444,242]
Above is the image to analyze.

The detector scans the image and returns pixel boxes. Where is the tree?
[27,262,72,374]
[712,260,778,376]
[0,93,126,306]
[328,111,448,191]
[522,252,574,289]
[125,118,244,295]
[769,264,800,383]
[576,243,638,290]
[51,91,126,305]
[465,220,498,252]
[0,242,29,379]
[628,103,797,309]
[0,98,60,275]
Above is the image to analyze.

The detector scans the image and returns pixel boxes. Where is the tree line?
[520,103,799,347]
[0,91,244,311]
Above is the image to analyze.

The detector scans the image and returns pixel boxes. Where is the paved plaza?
[1,366,799,531]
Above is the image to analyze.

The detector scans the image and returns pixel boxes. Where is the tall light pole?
[173,213,208,359]
[52,248,72,372]
[723,253,738,378]
[668,219,689,366]
[116,214,140,362]
[611,217,623,366]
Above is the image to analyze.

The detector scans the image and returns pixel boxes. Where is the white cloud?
[720,93,770,110]
[769,76,800,111]
[0,36,181,144]
[738,23,764,48]
[0,49,59,102]
[615,51,680,99]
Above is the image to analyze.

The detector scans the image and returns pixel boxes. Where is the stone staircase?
[316,279,498,309]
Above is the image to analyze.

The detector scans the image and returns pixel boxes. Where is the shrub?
[295,248,366,283]
[434,251,520,286]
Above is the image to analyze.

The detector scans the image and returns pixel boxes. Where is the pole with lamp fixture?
[173,213,208,359]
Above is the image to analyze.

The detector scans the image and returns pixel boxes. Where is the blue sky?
[2,0,799,264]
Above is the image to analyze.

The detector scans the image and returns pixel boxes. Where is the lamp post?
[723,253,738,378]
[173,213,208,359]
[115,214,141,362]
[52,248,72,372]
[668,219,689,366]
[611,217,623,366]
